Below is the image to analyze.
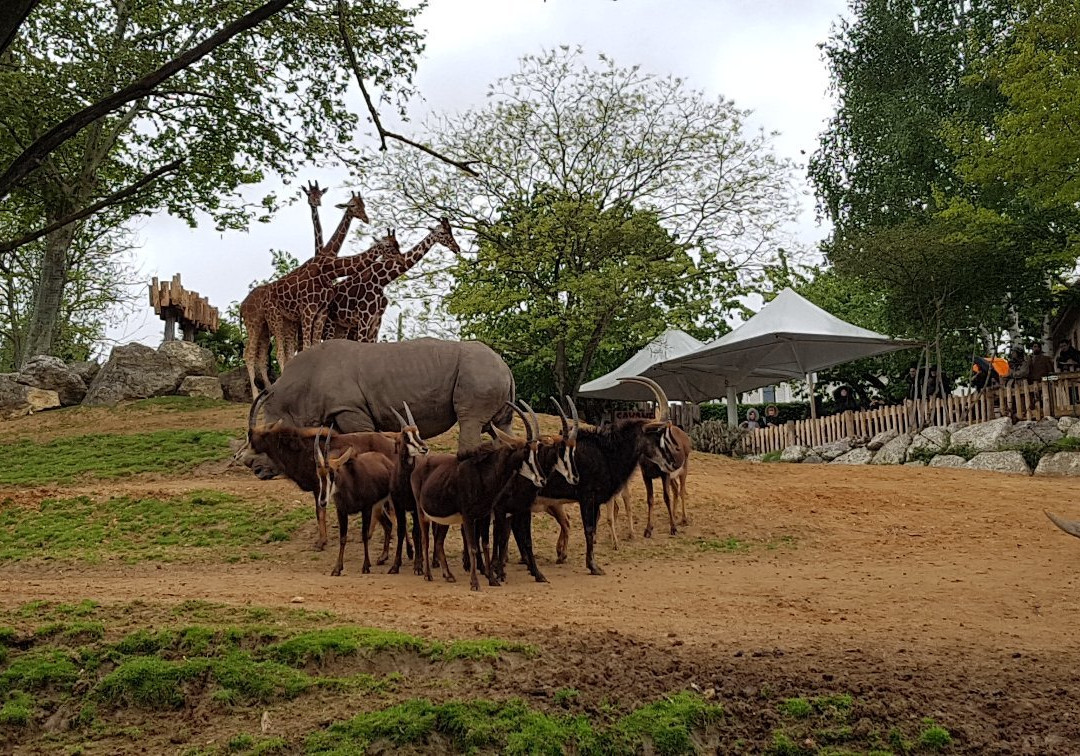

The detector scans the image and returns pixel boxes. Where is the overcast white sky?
[108,0,849,350]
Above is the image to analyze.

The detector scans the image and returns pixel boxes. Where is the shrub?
[689,421,748,456]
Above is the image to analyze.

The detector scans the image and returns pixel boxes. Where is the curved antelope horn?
[313,426,327,467]
[617,376,670,422]
[1046,510,1080,539]
[565,394,580,441]
[519,401,540,440]
[403,401,417,428]
[390,406,408,430]
[506,401,531,441]
[550,396,570,437]
[248,390,269,436]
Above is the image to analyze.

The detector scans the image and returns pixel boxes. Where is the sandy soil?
[3,403,1080,752]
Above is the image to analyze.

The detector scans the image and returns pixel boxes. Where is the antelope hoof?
[314,539,327,551]
[406,544,415,559]
[517,557,527,565]
[643,527,653,539]
[679,517,689,526]
[424,573,433,582]
[388,565,400,575]
[377,554,389,566]
[414,564,425,577]
[331,566,342,577]
[362,564,371,574]
[534,572,549,583]
[556,554,567,565]
[470,581,481,592]
[444,575,456,583]
[611,541,620,551]
[670,525,678,536]
[487,576,501,587]
[588,564,606,576]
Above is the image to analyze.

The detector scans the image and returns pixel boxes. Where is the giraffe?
[323,218,461,342]
[244,190,368,393]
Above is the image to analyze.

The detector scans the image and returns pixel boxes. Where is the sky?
[107,0,850,351]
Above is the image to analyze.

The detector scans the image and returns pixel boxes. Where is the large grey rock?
[178,375,223,400]
[816,438,852,462]
[1057,417,1079,434]
[867,428,898,451]
[871,432,913,465]
[965,451,1032,475]
[904,460,927,467]
[1005,420,1064,446]
[16,355,86,406]
[219,366,253,404]
[780,445,810,463]
[1035,452,1080,477]
[832,446,875,465]
[68,360,100,387]
[0,374,60,419]
[1067,422,1080,440]
[928,454,968,468]
[946,421,969,433]
[909,426,950,455]
[950,417,1013,452]
[802,451,825,464]
[83,341,218,405]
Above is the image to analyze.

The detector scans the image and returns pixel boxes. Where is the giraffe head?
[432,217,460,254]
[335,192,370,224]
[376,229,401,257]
[302,180,324,208]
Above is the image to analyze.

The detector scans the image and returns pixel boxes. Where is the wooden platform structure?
[148,274,219,342]
[742,372,1080,455]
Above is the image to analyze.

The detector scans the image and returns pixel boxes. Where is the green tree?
[0,0,424,363]
[447,190,731,402]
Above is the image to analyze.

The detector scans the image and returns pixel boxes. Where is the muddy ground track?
[2,402,1080,752]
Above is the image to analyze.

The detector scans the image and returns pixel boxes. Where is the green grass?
[308,693,722,756]
[0,429,236,485]
[122,396,231,412]
[779,697,813,719]
[919,720,952,751]
[762,450,782,463]
[35,620,105,642]
[0,650,79,693]
[554,687,579,706]
[0,690,33,726]
[0,490,306,562]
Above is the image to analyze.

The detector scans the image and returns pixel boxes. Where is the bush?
[689,421,747,456]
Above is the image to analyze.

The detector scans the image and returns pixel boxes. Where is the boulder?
[946,421,969,433]
[68,360,100,387]
[871,432,912,465]
[867,429,898,451]
[909,426,950,455]
[949,417,1012,452]
[219,366,253,404]
[816,438,852,462]
[83,341,218,405]
[0,374,61,419]
[928,454,967,469]
[1057,417,1079,434]
[832,447,875,465]
[964,451,1032,476]
[904,460,927,467]
[1035,452,1080,477]
[1005,420,1064,446]
[1067,422,1080,440]
[16,355,87,406]
[780,445,810,463]
[177,375,224,400]
[802,452,825,464]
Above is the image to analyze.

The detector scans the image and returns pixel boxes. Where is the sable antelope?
[241,391,401,554]
[491,397,580,583]
[608,424,691,548]
[534,376,680,575]
[387,402,429,575]
[411,403,545,591]
[313,429,395,576]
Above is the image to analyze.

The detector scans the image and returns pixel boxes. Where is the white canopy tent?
[643,288,921,425]
[578,329,707,402]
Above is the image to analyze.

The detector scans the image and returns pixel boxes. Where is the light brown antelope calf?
[608,424,691,547]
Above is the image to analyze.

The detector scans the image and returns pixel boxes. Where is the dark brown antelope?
[608,423,691,547]
[387,402,429,575]
[411,403,545,591]
[534,376,680,575]
[314,429,395,576]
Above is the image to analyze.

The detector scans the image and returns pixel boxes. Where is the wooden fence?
[741,372,1080,455]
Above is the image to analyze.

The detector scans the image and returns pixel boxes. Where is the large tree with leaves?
[366,47,800,397]
[0,0,424,364]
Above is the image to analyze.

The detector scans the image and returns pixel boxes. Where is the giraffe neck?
[310,204,325,257]
[373,232,439,286]
[330,239,397,278]
[320,208,356,258]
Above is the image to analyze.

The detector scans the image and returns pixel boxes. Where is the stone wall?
[751,415,1080,477]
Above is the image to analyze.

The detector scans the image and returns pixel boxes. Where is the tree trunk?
[21,220,78,364]
[553,337,568,398]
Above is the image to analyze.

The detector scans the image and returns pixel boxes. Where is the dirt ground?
[3,402,1080,753]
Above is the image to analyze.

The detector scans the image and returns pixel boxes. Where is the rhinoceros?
[241,338,515,478]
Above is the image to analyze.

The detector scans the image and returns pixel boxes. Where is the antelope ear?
[492,427,518,446]
[643,420,669,432]
[330,447,354,469]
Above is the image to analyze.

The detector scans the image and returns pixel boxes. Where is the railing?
[742,372,1080,456]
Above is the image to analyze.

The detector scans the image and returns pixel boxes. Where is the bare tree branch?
[0,159,183,254]
[0,0,299,201]
[334,0,479,178]
[0,0,40,58]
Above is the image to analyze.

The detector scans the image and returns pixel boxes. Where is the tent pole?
[808,372,818,420]
[726,386,738,426]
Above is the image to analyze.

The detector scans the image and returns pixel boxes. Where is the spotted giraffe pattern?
[324,218,460,341]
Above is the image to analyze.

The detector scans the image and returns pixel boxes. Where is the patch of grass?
[227,734,255,752]
[905,445,940,465]
[0,429,236,484]
[0,650,79,693]
[768,730,809,755]
[613,692,724,756]
[554,687,579,706]
[0,490,306,562]
[435,638,538,661]
[940,442,977,461]
[780,697,813,719]
[249,738,288,755]
[0,690,33,726]
[34,620,105,642]
[0,626,16,645]
[762,450,782,463]
[54,600,99,617]
[695,537,751,553]
[918,720,952,751]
